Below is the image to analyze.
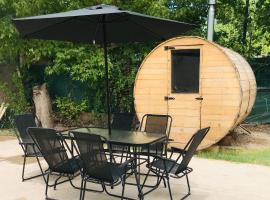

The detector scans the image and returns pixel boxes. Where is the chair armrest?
[150,154,175,163]
[120,157,136,169]
[19,141,35,145]
[120,157,136,167]
[171,146,187,154]
[163,138,174,144]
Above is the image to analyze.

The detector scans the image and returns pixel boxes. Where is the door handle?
[164,96,175,101]
[195,97,203,100]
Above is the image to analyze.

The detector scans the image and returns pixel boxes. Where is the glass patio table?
[59,127,167,198]
[60,127,166,146]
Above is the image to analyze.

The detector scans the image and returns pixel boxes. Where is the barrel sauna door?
[166,47,203,146]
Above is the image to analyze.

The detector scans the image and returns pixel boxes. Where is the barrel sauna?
[134,36,256,149]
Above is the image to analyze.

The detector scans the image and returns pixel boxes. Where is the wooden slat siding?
[222,48,257,125]
[134,36,256,150]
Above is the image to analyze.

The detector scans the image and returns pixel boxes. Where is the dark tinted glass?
[171,49,200,93]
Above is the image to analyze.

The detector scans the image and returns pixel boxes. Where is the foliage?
[0,0,270,118]
[0,72,28,114]
[215,0,270,57]
[55,97,88,119]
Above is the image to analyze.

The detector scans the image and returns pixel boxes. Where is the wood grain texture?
[134,36,257,149]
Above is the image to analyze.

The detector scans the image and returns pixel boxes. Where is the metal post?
[102,15,112,135]
[207,0,216,41]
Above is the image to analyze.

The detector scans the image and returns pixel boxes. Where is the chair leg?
[45,173,50,198]
[166,177,173,200]
[35,155,47,183]
[180,174,191,200]
[82,179,87,200]
[79,177,84,200]
[121,175,126,200]
[141,168,151,190]
[21,154,46,183]
[54,175,62,190]
[186,174,191,195]
[134,168,144,200]
[162,177,167,188]
[22,155,27,182]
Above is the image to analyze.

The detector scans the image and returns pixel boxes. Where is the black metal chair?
[139,114,172,157]
[27,127,86,198]
[110,113,136,163]
[71,131,141,200]
[111,113,136,131]
[142,127,210,200]
[13,113,44,182]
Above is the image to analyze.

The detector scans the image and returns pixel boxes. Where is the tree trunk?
[33,83,54,128]
[242,0,250,45]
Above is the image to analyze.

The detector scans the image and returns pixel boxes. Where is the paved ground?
[0,136,270,200]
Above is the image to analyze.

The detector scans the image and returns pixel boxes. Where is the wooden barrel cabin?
[134,36,256,149]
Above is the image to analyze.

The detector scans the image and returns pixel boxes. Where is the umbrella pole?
[103,15,112,135]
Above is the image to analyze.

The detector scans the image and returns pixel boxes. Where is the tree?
[0,0,270,118]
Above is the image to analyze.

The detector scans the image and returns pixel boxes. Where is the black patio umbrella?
[13,4,195,134]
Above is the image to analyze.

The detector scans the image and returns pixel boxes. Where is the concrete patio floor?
[0,136,270,200]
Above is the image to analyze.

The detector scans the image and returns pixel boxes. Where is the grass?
[0,129,15,136]
[1,128,270,167]
[197,147,270,167]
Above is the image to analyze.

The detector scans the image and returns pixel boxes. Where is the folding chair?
[142,127,210,200]
[139,114,172,159]
[110,113,136,163]
[71,131,141,200]
[14,113,44,182]
[27,127,87,198]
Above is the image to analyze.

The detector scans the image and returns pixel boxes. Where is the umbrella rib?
[22,16,80,39]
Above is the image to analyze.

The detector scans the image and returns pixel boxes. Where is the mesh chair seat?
[84,162,129,183]
[54,156,81,174]
[147,158,179,174]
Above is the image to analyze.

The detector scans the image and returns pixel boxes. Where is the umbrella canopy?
[13,4,196,134]
[13,4,195,43]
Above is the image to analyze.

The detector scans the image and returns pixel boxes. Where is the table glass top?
[60,127,166,146]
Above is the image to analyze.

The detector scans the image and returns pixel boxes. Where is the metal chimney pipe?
[207,0,216,41]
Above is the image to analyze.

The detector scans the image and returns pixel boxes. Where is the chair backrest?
[27,127,69,171]
[176,127,210,174]
[72,131,115,183]
[14,114,37,142]
[140,114,172,136]
[111,113,135,131]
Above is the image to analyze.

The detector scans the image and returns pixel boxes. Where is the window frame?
[170,48,201,94]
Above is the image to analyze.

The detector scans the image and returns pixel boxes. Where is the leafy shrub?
[55,97,88,120]
[0,72,29,114]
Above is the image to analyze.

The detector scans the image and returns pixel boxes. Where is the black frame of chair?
[137,114,173,185]
[27,127,104,198]
[71,131,142,200]
[110,113,136,164]
[141,127,210,200]
[139,114,173,156]
[13,113,44,182]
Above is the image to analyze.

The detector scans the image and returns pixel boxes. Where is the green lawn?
[1,129,270,167]
[0,129,15,136]
[197,147,270,167]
